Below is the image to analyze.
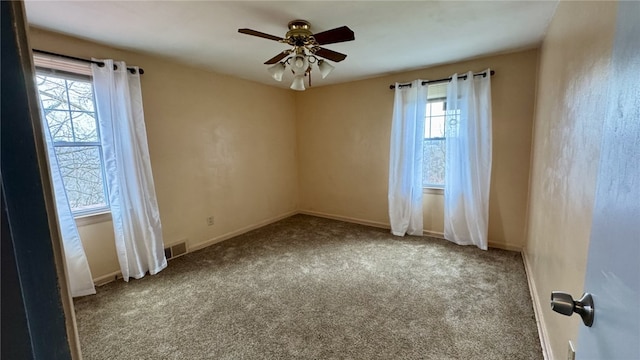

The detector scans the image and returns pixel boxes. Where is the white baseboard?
[422,232,522,252]
[423,230,444,238]
[93,270,121,286]
[488,241,523,252]
[189,210,298,252]
[298,210,392,230]
[522,251,553,360]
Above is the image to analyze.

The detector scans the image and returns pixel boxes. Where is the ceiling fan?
[238,20,355,90]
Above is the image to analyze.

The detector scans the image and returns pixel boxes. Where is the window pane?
[430,101,446,116]
[430,115,446,138]
[36,75,68,110]
[423,139,445,187]
[71,112,98,142]
[66,80,95,112]
[45,110,74,142]
[54,146,107,212]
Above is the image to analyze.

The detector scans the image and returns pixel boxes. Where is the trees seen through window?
[36,71,109,215]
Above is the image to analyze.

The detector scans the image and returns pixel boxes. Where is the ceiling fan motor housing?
[286,20,315,47]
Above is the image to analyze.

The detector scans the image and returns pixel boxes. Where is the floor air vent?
[164,241,188,260]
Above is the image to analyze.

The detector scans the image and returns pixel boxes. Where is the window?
[423,82,449,188]
[35,69,109,215]
[423,98,447,188]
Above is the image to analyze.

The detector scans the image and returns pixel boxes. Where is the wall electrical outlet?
[207,216,214,226]
[567,340,576,360]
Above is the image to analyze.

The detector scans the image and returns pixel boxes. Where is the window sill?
[423,187,444,195]
[74,211,112,226]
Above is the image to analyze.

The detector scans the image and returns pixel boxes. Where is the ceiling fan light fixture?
[317,60,335,79]
[238,20,354,91]
[290,54,308,76]
[290,75,306,91]
[268,62,286,81]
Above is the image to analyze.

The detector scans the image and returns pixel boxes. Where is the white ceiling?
[24,1,558,89]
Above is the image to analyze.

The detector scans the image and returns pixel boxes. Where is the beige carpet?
[74,215,542,359]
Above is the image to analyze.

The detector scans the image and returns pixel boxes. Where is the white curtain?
[444,70,492,250]
[41,115,96,297]
[388,80,426,236]
[91,59,167,281]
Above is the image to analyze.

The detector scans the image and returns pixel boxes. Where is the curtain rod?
[32,49,145,75]
[389,70,494,90]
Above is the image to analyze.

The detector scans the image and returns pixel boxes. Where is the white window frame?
[423,95,447,190]
[35,64,111,217]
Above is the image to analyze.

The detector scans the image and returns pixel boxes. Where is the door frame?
[2,1,82,358]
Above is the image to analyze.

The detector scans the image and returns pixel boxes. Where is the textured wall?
[28,28,299,280]
[296,49,538,250]
[524,1,617,359]
[30,30,539,282]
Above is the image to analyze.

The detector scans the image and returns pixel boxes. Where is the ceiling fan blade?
[264,51,289,65]
[313,26,355,45]
[314,47,347,62]
[238,28,284,42]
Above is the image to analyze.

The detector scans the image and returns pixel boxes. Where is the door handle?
[550,291,595,327]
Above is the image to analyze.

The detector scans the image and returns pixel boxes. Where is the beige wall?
[29,28,299,281]
[296,50,538,250]
[524,1,617,359]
